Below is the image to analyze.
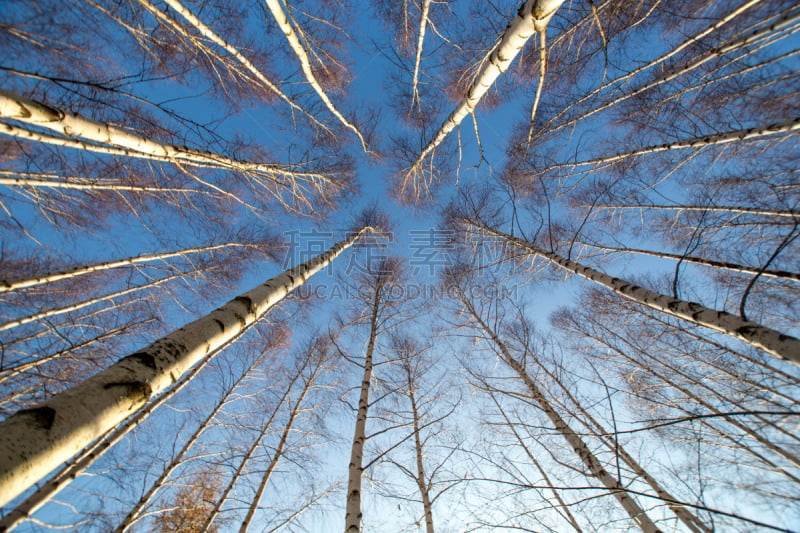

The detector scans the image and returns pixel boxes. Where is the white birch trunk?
[405,368,435,533]
[411,0,432,109]
[0,227,371,508]
[238,359,319,532]
[592,203,798,219]
[0,273,181,333]
[463,302,662,533]
[539,363,711,532]
[542,1,783,136]
[1,242,244,293]
[577,241,800,282]
[553,118,800,170]
[263,0,368,151]
[144,0,330,134]
[0,89,329,184]
[491,395,583,532]
[201,356,312,533]
[344,288,381,533]
[0,332,221,531]
[471,223,800,364]
[400,0,565,196]
[0,172,203,195]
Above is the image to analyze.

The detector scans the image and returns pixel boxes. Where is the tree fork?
[0,227,372,508]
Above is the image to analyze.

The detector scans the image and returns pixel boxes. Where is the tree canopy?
[0,0,798,531]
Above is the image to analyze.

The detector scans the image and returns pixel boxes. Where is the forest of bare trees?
[0,0,797,531]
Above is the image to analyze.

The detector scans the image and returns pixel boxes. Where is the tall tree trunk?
[400,0,565,198]
[465,221,800,364]
[0,331,225,531]
[0,89,330,184]
[537,361,711,532]
[490,394,583,532]
[0,273,181,333]
[459,296,662,533]
[405,365,435,533]
[549,118,800,170]
[0,227,372,508]
[344,286,381,533]
[0,320,153,384]
[574,240,800,282]
[540,2,791,138]
[263,0,368,151]
[137,0,329,133]
[200,359,307,533]
[238,349,322,532]
[1,241,247,293]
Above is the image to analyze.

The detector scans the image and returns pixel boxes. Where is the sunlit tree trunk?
[201,357,310,532]
[0,273,181,332]
[462,220,800,364]
[344,284,380,533]
[548,118,800,170]
[400,0,565,199]
[263,0,368,151]
[0,89,334,186]
[539,2,790,138]
[539,361,712,532]
[489,394,583,532]
[238,340,326,532]
[0,227,372,508]
[405,362,435,533]
[1,241,248,293]
[574,240,800,282]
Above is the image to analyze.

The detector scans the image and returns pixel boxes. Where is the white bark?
[591,203,799,219]
[344,285,382,533]
[539,363,711,532]
[148,0,330,134]
[542,1,782,137]
[263,0,368,151]
[1,242,245,293]
[406,368,435,533]
[471,223,800,364]
[0,227,372,508]
[0,321,152,384]
[553,118,800,170]
[0,89,331,184]
[0,273,181,333]
[238,356,319,532]
[0,331,221,531]
[400,0,565,197]
[577,241,800,282]
[115,350,267,533]
[0,171,203,194]
[411,0,432,110]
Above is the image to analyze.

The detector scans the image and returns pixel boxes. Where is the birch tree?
[397,0,566,201]
[340,256,407,533]
[0,226,372,508]
[447,202,800,364]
